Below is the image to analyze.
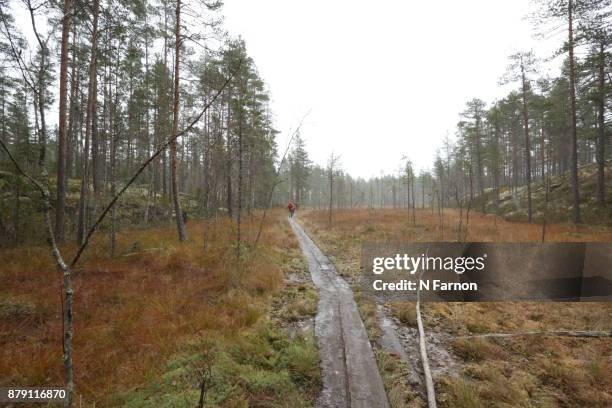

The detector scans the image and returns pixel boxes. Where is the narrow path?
[290,218,390,408]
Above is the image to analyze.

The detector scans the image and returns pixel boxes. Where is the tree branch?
[253,110,310,248]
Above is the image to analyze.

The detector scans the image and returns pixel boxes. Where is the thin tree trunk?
[226,90,233,218]
[540,114,545,185]
[422,177,425,209]
[596,41,606,206]
[20,4,75,402]
[66,29,77,181]
[109,55,118,257]
[171,0,187,241]
[475,119,484,212]
[568,0,581,223]
[236,108,243,257]
[13,176,20,242]
[328,164,333,225]
[411,175,416,225]
[55,0,72,242]
[521,62,532,222]
[77,0,100,245]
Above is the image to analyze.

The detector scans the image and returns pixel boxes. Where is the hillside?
[0,174,200,246]
[473,163,612,225]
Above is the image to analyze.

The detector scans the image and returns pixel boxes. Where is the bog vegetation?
[1,212,321,406]
[0,0,610,406]
[300,208,612,407]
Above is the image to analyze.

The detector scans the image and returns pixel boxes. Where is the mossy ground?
[473,163,612,225]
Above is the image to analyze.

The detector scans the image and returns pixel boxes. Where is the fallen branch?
[416,247,436,408]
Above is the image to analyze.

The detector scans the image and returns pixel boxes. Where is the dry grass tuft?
[451,338,503,362]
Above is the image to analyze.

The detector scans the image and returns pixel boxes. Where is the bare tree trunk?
[406,179,411,219]
[236,108,243,257]
[465,200,472,242]
[468,159,474,202]
[596,41,606,206]
[457,195,464,242]
[475,119,485,212]
[540,115,545,185]
[541,121,549,242]
[521,61,532,222]
[161,6,169,200]
[328,153,337,225]
[109,58,118,257]
[225,90,233,218]
[568,0,581,223]
[329,170,333,224]
[171,0,187,241]
[77,0,100,245]
[422,177,425,209]
[411,175,416,225]
[437,190,443,238]
[143,11,153,224]
[55,0,72,242]
[66,28,77,182]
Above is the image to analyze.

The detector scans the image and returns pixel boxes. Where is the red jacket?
[287,202,295,210]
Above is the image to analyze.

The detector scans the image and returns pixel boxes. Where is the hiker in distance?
[287,200,297,218]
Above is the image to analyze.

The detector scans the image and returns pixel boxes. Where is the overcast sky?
[223,0,563,179]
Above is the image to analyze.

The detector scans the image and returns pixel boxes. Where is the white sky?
[223,0,564,178]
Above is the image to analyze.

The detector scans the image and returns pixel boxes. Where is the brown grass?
[299,208,612,407]
[0,210,298,405]
[301,207,612,243]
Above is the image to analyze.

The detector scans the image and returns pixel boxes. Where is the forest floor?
[298,208,612,408]
[0,210,320,407]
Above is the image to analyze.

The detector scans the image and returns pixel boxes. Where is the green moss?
[277,285,318,322]
[118,321,320,407]
[474,163,612,225]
